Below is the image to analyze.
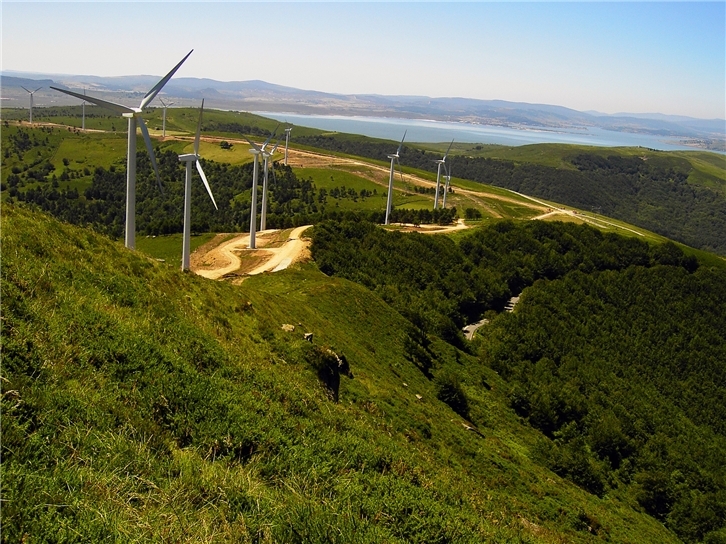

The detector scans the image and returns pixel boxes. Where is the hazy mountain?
[2,71,724,142]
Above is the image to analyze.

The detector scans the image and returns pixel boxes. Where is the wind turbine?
[159,97,175,138]
[178,99,217,271]
[385,131,406,225]
[434,139,454,210]
[260,140,280,232]
[283,126,292,165]
[82,88,86,131]
[51,50,193,249]
[442,162,452,208]
[244,130,277,249]
[21,86,42,123]
[260,128,280,231]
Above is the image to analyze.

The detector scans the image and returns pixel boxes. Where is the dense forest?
[4,142,454,238]
[310,220,726,543]
[295,134,726,255]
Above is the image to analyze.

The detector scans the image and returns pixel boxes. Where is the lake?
[254,111,713,152]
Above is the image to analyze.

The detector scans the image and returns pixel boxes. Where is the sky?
[2,2,724,120]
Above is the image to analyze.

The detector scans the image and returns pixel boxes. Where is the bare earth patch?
[190,226,313,281]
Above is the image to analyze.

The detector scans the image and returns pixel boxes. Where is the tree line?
[6,148,452,237]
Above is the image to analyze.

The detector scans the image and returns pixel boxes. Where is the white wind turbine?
[21,86,42,123]
[442,162,452,208]
[434,139,454,209]
[51,50,193,250]
[159,97,175,138]
[260,140,280,232]
[178,100,217,271]
[244,130,278,249]
[385,131,406,225]
[283,126,292,165]
[260,130,280,232]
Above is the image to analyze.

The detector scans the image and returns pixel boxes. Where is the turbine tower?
[261,140,280,232]
[21,86,42,123]
[434,139,454,210]
[260,126,280,231]
[244,130,277,249]
[159,97,175,138]
[82,88,86,131]
[385,131,406,225]
[51,50,193,250]
[178,100,217,271]
[283,126,293,165]
[442,163,452,208]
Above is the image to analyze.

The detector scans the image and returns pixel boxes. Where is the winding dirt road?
[191,225,312,280]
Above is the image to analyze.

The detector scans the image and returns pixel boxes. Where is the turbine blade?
[244,136,262,153]
[396,158,404,184]
[50,86,134,115]
[33,87,42,94]
[443,139,454,160]
[196,160,218,210]
[262,124,280,149]
[159,97,167,107]
[138,117,163,193]
[270,138,281,154]
[21,86,31,93]
[194,99,204,156]
[140,49,193,110]
[396,130,407,155]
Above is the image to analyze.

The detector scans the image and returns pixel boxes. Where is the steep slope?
[2,205,682,543]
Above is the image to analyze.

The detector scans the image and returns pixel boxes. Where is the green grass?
[295,166,435,211]
[1,204,685,543]
[134,232,220,263]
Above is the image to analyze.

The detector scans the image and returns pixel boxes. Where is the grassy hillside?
[1,204,686,543]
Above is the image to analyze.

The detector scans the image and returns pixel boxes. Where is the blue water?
[254,111,713,152]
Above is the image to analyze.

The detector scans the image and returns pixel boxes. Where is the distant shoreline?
[254,111,726,153]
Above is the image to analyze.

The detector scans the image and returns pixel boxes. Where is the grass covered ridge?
[1,205,683,542]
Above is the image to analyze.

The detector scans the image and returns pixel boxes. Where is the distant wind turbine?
[283,126,293,165]
[159,97,175,138]
[385,131,406,225]
[442,162,452,208]
[434,139,454,210]
[51,50,193,249]
[21,86,42,123]
[260,126,280,231]
[244,130,277,249]
[178,99,217,271]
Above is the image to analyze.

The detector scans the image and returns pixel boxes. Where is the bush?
[435,370,469,419]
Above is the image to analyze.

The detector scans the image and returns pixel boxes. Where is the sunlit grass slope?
[1,205,684,543]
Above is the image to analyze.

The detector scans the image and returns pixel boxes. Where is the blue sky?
[2,2,724,119]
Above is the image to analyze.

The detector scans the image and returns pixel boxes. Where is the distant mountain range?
[2,71,724,148]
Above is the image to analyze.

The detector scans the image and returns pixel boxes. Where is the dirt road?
[191,225,312,280]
